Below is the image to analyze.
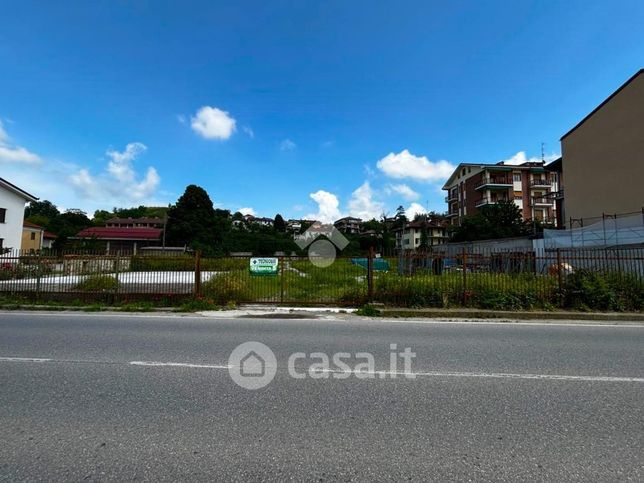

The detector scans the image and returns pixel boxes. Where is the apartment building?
[333,216,363,234]
[394,219,448,252]
[443,161,559,226]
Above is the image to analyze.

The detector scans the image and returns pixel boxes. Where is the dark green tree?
[25,200,60,221]
[165,185,219,253]
[450,200,530,242]
[274,214,286,232]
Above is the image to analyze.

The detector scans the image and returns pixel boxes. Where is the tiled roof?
[75,227,162,240]
[23,220,43,229]
[106,217,165,224]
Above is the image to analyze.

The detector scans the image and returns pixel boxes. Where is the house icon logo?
[240,351,266,377]
[228,341,277,390]
[294,222,349,268]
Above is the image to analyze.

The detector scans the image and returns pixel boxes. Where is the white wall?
[0,187,29,252]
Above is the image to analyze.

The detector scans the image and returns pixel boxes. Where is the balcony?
[475,196,511,208]
[530,178,552,188]
[531,196,554,206]
[475,176,512,190]
[444,194,458,203]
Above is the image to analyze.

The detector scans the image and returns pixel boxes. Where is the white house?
[0,177,38,253]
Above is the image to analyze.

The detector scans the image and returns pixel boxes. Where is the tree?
[274,214,286,232]
[418,224,430,252]
[165,185,219,253]
[49,210,93,249]
[450,200,530,242]
[25,200,60,221]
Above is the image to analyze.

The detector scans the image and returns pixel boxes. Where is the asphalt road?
[0,312,642,481]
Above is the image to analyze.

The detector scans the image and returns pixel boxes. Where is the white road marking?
[0,356,52,363]
[1,356,642,383]
[318,368,644,383]
[129,361,231,369]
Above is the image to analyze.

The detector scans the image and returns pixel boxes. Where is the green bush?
[564,270,644,311]
[355,304,381,316]
[75,275,119,292]
[201,272,251,304]
[130,255,247,272]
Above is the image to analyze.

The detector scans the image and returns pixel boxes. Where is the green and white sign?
[249,257,279,276]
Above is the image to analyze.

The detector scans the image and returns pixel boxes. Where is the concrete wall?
[0,187,29,252]
[562,72,644,221]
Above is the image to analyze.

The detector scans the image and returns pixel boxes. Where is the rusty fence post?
[461,247,468,304]
[194,250,202,298]
[280,256,285,304]
[367,246,375,302]
[556,248,564,307]
[114,250,121,305]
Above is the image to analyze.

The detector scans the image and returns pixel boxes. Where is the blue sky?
[1,0,643,222]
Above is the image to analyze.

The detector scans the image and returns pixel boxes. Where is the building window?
[0,208,6,223]
[513,173,521,182]
[30,232,36,240]
[0,238,3,249]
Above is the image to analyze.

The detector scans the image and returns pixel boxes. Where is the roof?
[106,217,165,224]
[334,217,362,223]
[442,161,545,189]
[545,157,563,172]
[0,177,38,202]
[394,220,445,231]
[561,69,644,140]
[43,231,57,239]
[23,220,43,229]
[75,227,162,241]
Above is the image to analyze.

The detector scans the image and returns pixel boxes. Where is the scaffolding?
[544,210,644,249]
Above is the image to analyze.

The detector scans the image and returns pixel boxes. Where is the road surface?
[0,312,642,481]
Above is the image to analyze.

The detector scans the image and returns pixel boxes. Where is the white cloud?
[376,149,454,182]
[242,126,255,139]
[305,190,342,223]
[70,142,161,203]
[0,145,42,164]
[238,207,256,216]
[405,202,426,219]
[348,181,384,220]
[0,120,8,143]
[386,183,420,201]
[500,151,560,166]
[177,114,186,124]
[190,106,236,140]
[280,139,296,151]
[0,120,42,164]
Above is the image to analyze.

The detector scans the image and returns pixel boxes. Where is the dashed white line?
[318,368,644,383]
[1,357,642,383]
[0,356,52,363]
[129,361,231,369]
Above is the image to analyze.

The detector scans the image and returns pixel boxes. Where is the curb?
[379,308,644,322]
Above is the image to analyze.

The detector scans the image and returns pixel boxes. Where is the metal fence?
[1,247,643,308]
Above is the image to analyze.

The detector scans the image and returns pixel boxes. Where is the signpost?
[249,257,279,276]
